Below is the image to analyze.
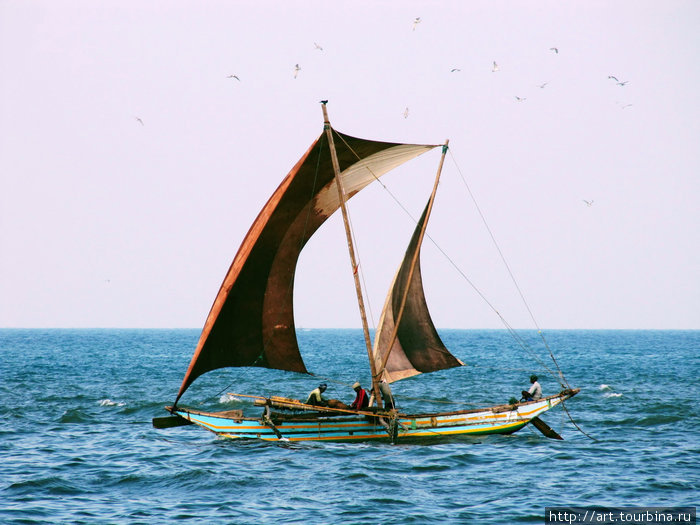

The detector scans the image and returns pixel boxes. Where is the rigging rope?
[448,149,596,440]
[333,133,567,384]
[341,183,378,329]
[333,136,548,370]
[447,149,570,389]
[561,399,598,441]
[332,136,596,440]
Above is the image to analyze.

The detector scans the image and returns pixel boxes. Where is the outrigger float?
[154,103,578,443]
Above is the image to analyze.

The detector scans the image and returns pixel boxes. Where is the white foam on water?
[219,393,240,404]
[98,399,125,407]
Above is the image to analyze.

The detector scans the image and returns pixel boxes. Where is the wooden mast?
[321,102,383,407]
[377,140,450,379]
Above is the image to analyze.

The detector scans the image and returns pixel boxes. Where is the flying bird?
[583,200,594,207]
[608,75,619,82]
[515,96,526,102]
[492,61,500,72]
[227,74,240,81]
[620,103,633,109]
[616,80,629,86]
[538,82,549,89]
[412,17,421,31]
[135,117,144,126]
[314,42,323,51]
[550,47,559,54]
[451,68,461,73]
[294,64,301,78]
[403,107,409,118]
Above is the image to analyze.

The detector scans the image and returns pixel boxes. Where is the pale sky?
[1,1,698,330]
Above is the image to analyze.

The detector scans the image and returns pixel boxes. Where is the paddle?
[152,415,194,429]
[530,417,563,440]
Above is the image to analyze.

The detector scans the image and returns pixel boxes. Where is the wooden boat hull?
[169,389,578,443]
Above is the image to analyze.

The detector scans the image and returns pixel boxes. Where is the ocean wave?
[59,408,92,424]
[7,476,82,496]
[98,399,125,407]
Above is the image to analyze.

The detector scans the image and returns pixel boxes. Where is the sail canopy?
[372,203,464,384]
[175,127,437,403]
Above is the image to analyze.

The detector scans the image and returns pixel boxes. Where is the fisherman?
[350,382,369,410]
[521,375,542,401]
[379,379,395,410]
[306,383,328,407]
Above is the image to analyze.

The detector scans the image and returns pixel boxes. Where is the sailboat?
[153,103,578,442]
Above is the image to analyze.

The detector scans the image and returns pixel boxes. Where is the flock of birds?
[491,49,631,106]
[217,18,632,116]
[133,16,635,208]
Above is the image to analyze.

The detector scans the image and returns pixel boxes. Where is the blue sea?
[1,329,698,524]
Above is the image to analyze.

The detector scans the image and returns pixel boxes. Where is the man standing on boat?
[521,375,542,401]
[369,379,396,410]
[380,380,396,409]
[306,383,328,406]
[350,382,369,410]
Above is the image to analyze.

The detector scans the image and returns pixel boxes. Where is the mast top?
[321,100,330,125]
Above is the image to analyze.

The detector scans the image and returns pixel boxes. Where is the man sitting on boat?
[306,383,329,407]
[521,375,542,401]
[350,382,369,410]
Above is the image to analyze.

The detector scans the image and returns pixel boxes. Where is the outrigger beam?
[241,393,392,418]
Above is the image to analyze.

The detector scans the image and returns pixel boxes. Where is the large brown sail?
[175,127,437,404]
[372,202,464,383]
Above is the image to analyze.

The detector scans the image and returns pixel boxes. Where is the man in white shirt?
[306,383,328,406]
[521,375,542,401]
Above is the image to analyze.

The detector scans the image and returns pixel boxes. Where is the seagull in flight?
[538,82,549,89]
[616,80,629,86]
[227,74,240,81]
[412,17,421,31]
[492,61,500,72]
[135,117,144,126]
[550,47,559,54]
[403,107,409,118]
[451,68,461,73]
[515,96,526,102]
[608,75,619,82]
[583,199,594,207]
[294,64,301,78]
[314,42,323,51]
[621,103,633,109]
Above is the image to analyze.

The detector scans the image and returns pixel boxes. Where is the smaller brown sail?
[373,202,464,383]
